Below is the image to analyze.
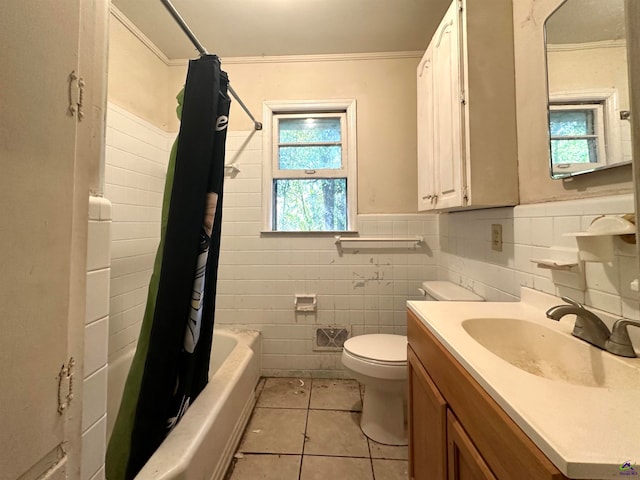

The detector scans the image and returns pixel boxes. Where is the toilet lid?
[343,334,407,364]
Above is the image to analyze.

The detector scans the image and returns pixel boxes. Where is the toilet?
[341,280,484,445]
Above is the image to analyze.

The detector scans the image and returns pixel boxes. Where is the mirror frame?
[543,0,633,179]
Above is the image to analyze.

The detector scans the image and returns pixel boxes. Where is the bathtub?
[107,328,261,480]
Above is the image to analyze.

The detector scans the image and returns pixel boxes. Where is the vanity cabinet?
[416,0,519,211]
[407,310,570,480]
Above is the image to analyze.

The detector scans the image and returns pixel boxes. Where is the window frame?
[262,100,358,233]
[548,89,622,176]
[549,102,606,173]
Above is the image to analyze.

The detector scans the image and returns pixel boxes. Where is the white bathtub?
[107,328,261,480]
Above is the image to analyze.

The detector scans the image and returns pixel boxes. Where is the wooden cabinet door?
[432,0,465,209]
[417,43,436,211]
[447,410,497,480]
[408,347,447,480]
[0,2,84,479]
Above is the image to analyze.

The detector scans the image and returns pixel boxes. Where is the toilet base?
[360,386,407,446]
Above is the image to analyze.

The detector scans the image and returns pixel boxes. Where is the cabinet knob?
[423,195,433,200]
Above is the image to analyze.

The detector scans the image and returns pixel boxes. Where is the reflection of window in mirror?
[550,103,605,173]
[545,0,632,179]
[548,89,622,177]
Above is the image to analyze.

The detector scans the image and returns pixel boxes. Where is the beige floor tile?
[257,377,310,409]
[304,410,369,457]
[227,454,301,480]
[310,378,362,411]
[300,456,373,480]
[239,408,307,454]
[369,439,409,460]
[372,459,409,480]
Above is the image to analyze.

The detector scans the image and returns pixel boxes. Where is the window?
[262,100,357,232]
[548,89,622,177]
[549,102,606,173]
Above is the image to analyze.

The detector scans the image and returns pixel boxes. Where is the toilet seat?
[342,334,407,381]
[343,334,407,364]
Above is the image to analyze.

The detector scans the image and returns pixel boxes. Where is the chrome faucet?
[545,297,611,349]
[605,320,640,358]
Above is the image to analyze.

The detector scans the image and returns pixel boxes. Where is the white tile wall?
[83,196,111,480]
[215,131,438,377]
[102,105,638,380]
[438,194,639,320]
[104,103,173,363]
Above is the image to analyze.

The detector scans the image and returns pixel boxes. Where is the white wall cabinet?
[417,0,519,211]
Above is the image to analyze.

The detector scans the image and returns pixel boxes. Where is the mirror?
[545,0,632,179]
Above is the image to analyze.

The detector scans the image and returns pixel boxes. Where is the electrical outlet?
[491,224,503,252]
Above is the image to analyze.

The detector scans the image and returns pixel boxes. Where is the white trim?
[262,100,358,232]
[549,88,623,171]
[219,51,423,65]
[110,6,172,65]
[546,39,627,53]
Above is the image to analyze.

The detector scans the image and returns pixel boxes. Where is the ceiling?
[111,0,450,60]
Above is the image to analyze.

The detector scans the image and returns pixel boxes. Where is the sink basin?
[461,317,638,388]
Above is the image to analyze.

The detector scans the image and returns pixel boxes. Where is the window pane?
[279,117,341,144]
[550,110,595,136]
[274,178,347,231]
[551,138,598,164]
[279,145,342,170]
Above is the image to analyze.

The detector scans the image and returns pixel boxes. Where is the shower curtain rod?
[160,0,263,130]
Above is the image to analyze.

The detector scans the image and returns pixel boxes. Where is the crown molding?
[108,10,422,69]
[110,5,171,64]
[167,51,423,67]
[547,39,627,52]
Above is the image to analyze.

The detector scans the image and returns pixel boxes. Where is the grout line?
[298,384,312,480]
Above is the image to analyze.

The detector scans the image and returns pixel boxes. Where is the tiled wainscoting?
[82,196,112,480]
[438,194,639,320]
[104,103,173,366]
[226,378,407,480]
[216,131,438,377]
[101,104,638,381]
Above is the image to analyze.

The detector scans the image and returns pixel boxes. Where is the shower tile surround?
[83,196,112,480]
[104,104,638,380]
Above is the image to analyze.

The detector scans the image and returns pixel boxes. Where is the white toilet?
[342,281,483,446]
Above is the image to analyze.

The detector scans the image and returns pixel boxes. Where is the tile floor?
[225,378,408,480]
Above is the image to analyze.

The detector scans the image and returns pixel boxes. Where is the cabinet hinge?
[57,357,75,415]
[458,0,463,11]
[67,70,85,121]
[460,91,466,105]
[463,186,469,203]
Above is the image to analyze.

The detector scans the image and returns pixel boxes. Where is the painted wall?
[108,10,173,131]
[108,8,422,214]
[512,0,634,204]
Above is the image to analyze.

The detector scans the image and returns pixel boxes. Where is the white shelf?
[529,259,578,271]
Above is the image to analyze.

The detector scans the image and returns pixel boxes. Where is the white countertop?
[407,288,640,480]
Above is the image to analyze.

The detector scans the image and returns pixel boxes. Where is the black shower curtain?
[106,54,230,480]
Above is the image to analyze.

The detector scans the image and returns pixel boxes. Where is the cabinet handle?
[422,195,432,200]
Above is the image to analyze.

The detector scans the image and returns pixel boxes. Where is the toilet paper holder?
[294,294,317,312]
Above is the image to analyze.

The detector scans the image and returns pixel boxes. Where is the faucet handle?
[561,296,584,309]
[605,319,640,358]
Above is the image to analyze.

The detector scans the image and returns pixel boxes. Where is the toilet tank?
[421,281,484,301]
